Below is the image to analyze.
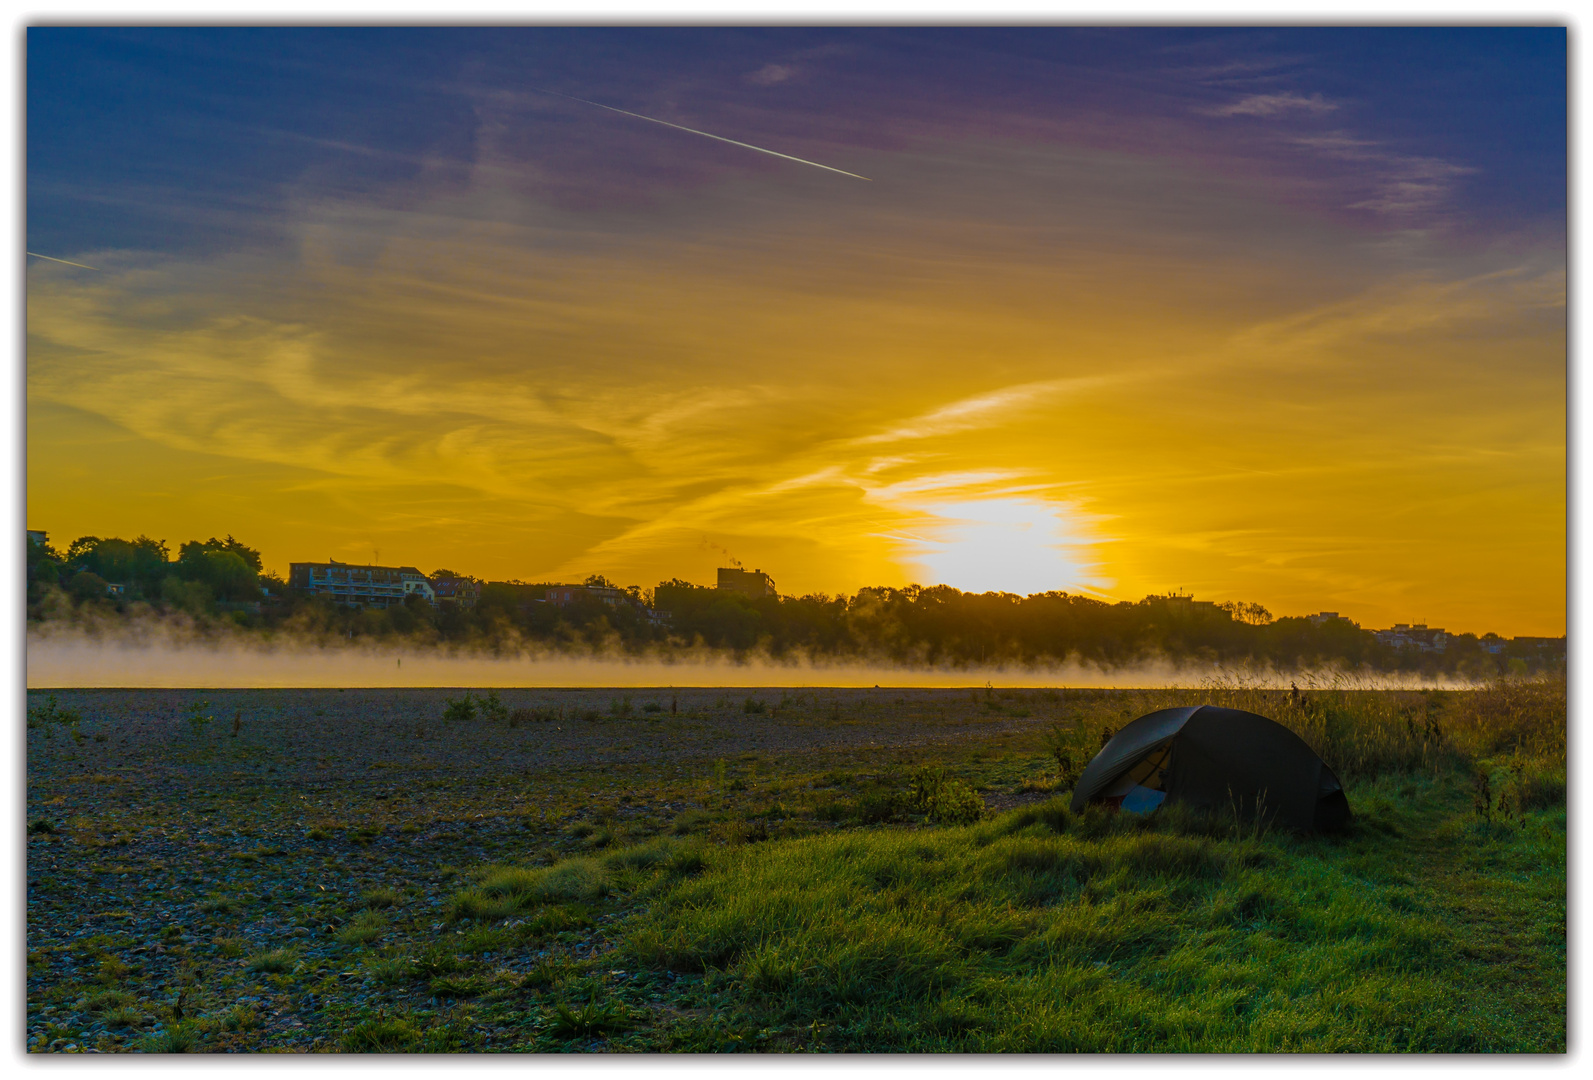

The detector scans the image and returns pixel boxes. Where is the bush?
[442,693,478,723]
[906,766,986,825]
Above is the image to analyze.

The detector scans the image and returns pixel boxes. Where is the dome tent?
[1069,705,1352,832]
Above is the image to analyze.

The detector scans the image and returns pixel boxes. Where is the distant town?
[25,529,1565,676]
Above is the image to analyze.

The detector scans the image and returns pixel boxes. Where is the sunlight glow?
[893,496,1110,597]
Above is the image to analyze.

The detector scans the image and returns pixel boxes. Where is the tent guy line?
[26,251,99,270]
[531,87,872,181]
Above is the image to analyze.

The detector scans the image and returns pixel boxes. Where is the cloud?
[746,63,796,86]
[1207,91,1337,117]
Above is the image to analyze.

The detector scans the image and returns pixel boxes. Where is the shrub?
[29,695,82,727]
[478,689,509,723]
[744,698,767,715]
[906,767,986,825]
[443,693,478,723]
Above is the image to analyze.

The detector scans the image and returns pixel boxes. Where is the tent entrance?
[1097,741,1173,814]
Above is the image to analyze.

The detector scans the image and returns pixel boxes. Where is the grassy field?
[26,679,1565,1052]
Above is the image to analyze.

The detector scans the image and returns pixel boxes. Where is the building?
[27,529,48,548]
[289,560,436,608]
[429,574,481,608]
[545,584,627,608]
[717,567,775,599]
[1511,636,1567,656]
[1307,612,1355,627]
[1139,590,1217,615]
[1374,623,1448,653]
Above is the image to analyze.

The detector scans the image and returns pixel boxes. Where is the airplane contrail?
[533,88,870,181]
[27,251,99,270]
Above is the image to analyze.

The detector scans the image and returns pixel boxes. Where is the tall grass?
[1041,674,1565,787]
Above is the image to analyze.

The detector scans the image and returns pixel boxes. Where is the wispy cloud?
[1207,91,1338,117]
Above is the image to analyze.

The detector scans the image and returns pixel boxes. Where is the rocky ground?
[26,685,1072,1052]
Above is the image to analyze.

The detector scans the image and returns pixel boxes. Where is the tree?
[178,535,262,572]
[175,544,259,601]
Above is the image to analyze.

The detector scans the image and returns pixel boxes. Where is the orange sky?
[26,31,1565,637]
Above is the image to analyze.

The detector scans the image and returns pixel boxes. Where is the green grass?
[621,774,1560,1050]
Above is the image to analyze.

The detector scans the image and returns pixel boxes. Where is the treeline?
[26,532,1561,678]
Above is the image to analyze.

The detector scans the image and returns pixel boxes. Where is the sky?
[25,26,1566,636]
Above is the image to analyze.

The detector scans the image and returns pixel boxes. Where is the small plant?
[221,1004,259,1032]
[229,711,242,738]
[28,818,58,835]
[906,766,985,825]
[442,693,478,723]
[743,697,766,715]
[245,947,298,974]
[139,1023,198,1053]
[545,991,634,1039]
[342,1016,421,1052]
[362,887,402,909]
[366,956,414,985]
[1043,724,1079,788]
[478,689,509,723]
[610,694,634,718]
[336,911,388,945]
[29,694,82,728]
[186,701,213,735]
[105,1005,147,1029]
[211,937,247,958]
[643,702,663,713]
[1472,767,1494,823]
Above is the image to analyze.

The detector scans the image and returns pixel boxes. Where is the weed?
[138,1023,198,1053]
[366,956,414,985]
[342,1016,421,1052]
[362,887,402,909]
[906,766,985,825]
[430,974,490,998]
[29,694,82,727]
[442,693,478,724]
[211,937,247,958]
[244,948,298,974]
[186,701,213,735]
[221,1004,259,1031]
[611,695,634,718]
[744,697,767,715]
[105,1005,147,1029]
[336,911,388,945]
[545,991,634,1040]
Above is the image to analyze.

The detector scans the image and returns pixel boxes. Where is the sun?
[890,496,1109,597]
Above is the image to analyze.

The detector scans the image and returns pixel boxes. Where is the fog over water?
[27,626,1475,691]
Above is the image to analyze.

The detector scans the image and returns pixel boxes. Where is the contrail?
[534,88,870,181]
[26,251,98,270]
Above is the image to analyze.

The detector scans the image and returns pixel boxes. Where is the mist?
[26,624,1477,691]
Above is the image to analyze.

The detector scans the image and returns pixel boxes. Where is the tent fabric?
[1069,705,1351,832]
